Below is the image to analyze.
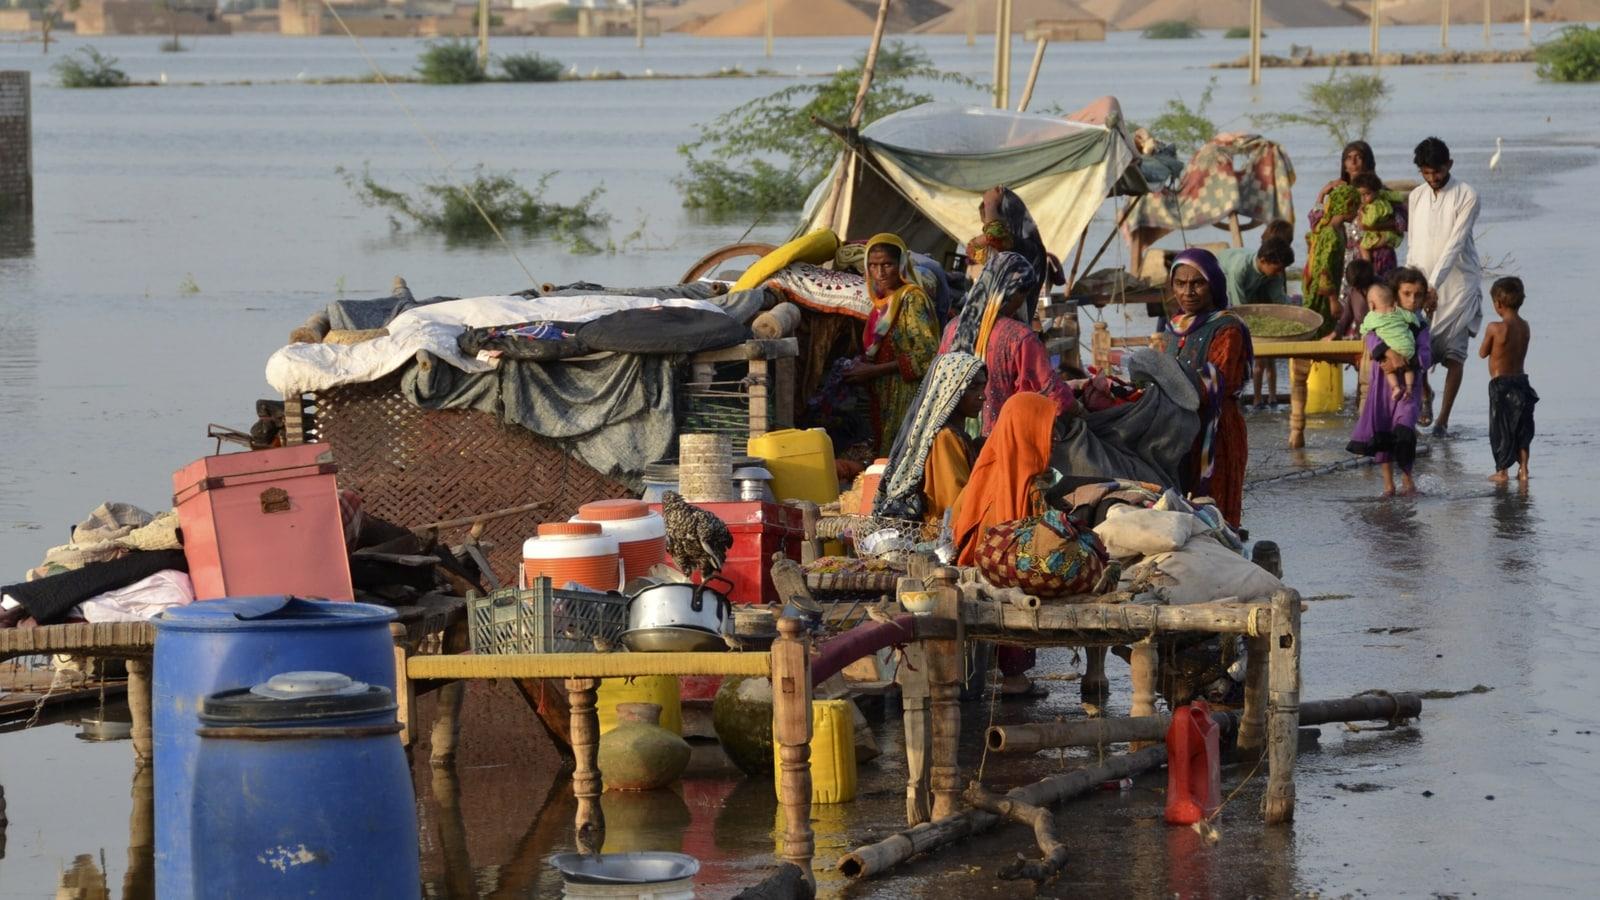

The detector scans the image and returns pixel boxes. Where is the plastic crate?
[468,578,630,654]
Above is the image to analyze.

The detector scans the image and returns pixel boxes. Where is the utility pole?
[1442,0,1450,48]
[477,0,489,71]
[1370,0,1380,63]
[966,0,976,47]
[765,0,774,57]
[637,0,646,49]
[1483,0,1491,47]
[1524,0,1531,43]
[1249,0,1261,85]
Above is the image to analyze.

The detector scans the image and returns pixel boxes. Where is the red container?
[647,500,804,606]
[1164,700,1222,826]
[173,445,353,601]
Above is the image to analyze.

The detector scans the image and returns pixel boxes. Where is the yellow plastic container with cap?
[597,676,683,736]
[1306,361,1344,414]
[746,428,838,504]
[773,698,857,804]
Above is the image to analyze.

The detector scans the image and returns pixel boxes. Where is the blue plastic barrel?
[193,671,420,899]
[152,597,397,900]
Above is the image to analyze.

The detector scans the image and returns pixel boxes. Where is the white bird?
[644,67,654,77]
[158,71,167,85]
[296,70,308,81]
[1489,137,1503,173]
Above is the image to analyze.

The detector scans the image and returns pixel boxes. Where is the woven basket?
[311,373,634,586]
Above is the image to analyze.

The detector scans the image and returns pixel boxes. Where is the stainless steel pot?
[626,576,734,638]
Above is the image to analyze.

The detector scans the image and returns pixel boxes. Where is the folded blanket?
[3,550,190,625]
[765,263,873,321]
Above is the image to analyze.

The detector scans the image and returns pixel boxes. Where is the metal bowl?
[551,851,700,885]
[619,625,727,653]
[1232,303,1324,343]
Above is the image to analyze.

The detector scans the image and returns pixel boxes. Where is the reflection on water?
[55,853,108,900]
[0,209,32,259]
[123,766,153,900]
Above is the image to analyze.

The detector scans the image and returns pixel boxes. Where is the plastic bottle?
[1164,699,1222,826]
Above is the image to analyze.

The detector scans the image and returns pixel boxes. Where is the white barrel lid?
[249,670,370,699]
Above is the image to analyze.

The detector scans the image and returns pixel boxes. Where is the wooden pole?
[1483,0,1491,47]
[1127,638,1159,751]
[1237,631,1271,753]
[567,676,605,853]
[765,0,774,58]
[839,745,1168,880]
[1287,357,1311,448]
[1442,0,1451,48]
[1016,38,1048,112]
[962,785,1068,882]
[636,0,645,49]
[987,693,1423,754]
[1524,0,1531,42]
[966,0,977,46]
[477,0,489,70]
[1264,589,1302,824]
[127,656,153,763]
[999,0,1013,110]
[821,0,892,234]
[1370,0,1381,63]
[927,568,963,820]
[992,0,1005,108]
[1249,0,1262,86]
[771,616,817,888]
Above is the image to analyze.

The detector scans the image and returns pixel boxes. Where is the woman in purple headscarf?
[1161,248,1254,527]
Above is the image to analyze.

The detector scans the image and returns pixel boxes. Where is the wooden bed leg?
[1264,590,1302,824]
[747,357,771,439]
[566,677,605,854]
[897,642,932,825]
[1128,638,1158,751]
[928,568,963,820]
[126,656,153,764]
[773,356,796,429]
[1082,645,1109,717]
[390,623,416,750]
[1289,358,1311,449]
[1237,628,1271,755]
[429,619,471,768]
[771,616,816,888]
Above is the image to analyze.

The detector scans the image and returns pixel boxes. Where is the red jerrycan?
[1164,699,1222,825]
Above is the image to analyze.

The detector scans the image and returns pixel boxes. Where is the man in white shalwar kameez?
[1406,136,1482,436]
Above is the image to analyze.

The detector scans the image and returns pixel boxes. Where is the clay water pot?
[712,675,773,778]
[599,703,691,791]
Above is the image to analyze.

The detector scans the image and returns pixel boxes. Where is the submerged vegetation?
[1146,78,1219,157]
[417,41,486,84]
[499,52,564,83]
[1535,25,1600,83]
[1143,21,1199,40]
[1224,26,1262,40]
[54,46,130,88]
[675,42,983,218]
[1253,69,1391,148]
[338,165,612,251]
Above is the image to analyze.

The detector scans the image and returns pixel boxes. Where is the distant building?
[74,0,232,35]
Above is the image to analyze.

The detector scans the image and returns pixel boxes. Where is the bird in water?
[661,491,733,581]
[1489,136,1503,173]
[159,72,168,85]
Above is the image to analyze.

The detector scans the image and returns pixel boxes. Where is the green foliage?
[417,41,485,85]
[338,164,611,251]
[54,46,130,88]
[1535,25,1600,83]
[1143,21,1199,39]
[1224,26,1261,40]
[675,41,984,218]
[1252,69,1391,148]
[499,52,563,83]
[178,273,201,295]
[1146,77,1218,156]
[159,37,186,53]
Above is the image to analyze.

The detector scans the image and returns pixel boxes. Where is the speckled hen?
[660,491,733,580]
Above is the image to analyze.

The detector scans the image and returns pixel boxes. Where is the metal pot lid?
[731,466,773,480]
[551,851,700,884]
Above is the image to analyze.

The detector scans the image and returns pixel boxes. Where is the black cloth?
[1489,374,1538,471]
[2,550,189,624]
[575,307,749,355]
[1347,424,1417,473]
[456,321,591,361]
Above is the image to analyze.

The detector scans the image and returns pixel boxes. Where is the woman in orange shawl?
[950,391,1057,694]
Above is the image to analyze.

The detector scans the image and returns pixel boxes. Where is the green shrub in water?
[54,46,131,88]
[338,164,610,250]
[499,52,563,83]
[1535,25,1600,83]
[417,40,485,85]
[1143,21,1199,39]
[1224,26,1262,40]
[1145,77,1219,157]
[1252,69,1391,148]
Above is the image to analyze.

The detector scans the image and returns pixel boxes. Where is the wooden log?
[566,677,605,853]
[1015,38,1047,112]
[898,641,932,824]
[961,596,1269,637]
[1264,589,1301,824]
[1127,638,1158,751]
[1288,357,1311,448]
[732,863,816,900]
[771,616,816,888]
[987,693,1423,753]
[753,302,802,339]
[962,785,1068,882]
[839,745,1168,880]
[391,622,416,749]
[927,568,963,820]
[126,656,153,764]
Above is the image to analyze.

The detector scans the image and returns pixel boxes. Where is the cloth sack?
[1123,534,1286,606]
[1093,505,1207,559]
[976,510,1115,599]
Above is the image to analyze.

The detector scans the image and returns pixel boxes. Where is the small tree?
[1252,69,1391,148]
[1535,25,1600,83]
[1146,77,1219,157]
[155,0,186,52]
[26,0,79,55]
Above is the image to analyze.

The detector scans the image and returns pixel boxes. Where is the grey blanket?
[1052,387,1199,489]
[400,350,678,484]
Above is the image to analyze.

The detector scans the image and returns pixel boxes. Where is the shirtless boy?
[1479,276,1536,483]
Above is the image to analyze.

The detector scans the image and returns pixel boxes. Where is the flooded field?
[2,24,1599,898]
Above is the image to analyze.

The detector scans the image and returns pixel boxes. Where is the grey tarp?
[400,350,679,485]
[327,282,765,331]
[1051,387,1199,489]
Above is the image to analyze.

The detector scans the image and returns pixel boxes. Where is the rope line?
[318,0,538,286]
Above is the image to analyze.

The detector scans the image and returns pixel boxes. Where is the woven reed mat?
[314,373,634,585]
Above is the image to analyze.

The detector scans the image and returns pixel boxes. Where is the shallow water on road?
[2,24,1599,898]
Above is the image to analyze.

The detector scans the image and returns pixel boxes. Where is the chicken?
[661,491,734,581]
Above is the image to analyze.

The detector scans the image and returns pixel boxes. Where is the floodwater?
[2,22,1599,898]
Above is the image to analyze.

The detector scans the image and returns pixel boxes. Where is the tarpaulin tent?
[798,99,1148,263]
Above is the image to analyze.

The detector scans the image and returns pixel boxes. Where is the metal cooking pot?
[627,576,735,637]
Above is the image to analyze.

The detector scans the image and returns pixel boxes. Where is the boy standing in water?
[1479,277,1536,483]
